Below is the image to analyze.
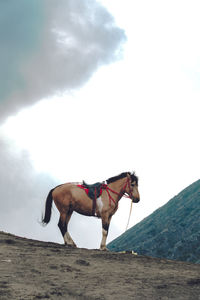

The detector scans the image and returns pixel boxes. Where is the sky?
[0,0,200,249]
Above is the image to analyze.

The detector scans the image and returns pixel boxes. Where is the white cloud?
[0,0,126,121]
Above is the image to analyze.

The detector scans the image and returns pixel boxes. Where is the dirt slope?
[0,231,199,300]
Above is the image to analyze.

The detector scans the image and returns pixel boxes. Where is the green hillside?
[108,180,200,264]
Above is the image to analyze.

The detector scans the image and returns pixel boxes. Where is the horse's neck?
[108,177,127,201]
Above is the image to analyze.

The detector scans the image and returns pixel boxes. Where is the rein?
[125,200,133,231]
[104,178,132,207]
[104,178,134,232]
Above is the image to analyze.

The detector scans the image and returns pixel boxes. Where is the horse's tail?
[42,188,55,225]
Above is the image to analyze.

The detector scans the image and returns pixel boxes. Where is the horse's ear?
[127,172,131,179]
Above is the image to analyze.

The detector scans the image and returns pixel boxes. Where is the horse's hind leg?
[58,211,77,247]
[58,215,67,237]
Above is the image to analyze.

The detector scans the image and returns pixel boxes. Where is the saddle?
[82,181,102,200]
[78,181,105,216]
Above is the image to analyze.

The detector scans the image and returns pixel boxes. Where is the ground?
[0,231,199,300]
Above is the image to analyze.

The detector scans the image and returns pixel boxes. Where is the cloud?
[0,0,124,247]
[0,1,44,101]
[0,0,126,121]
[0,137,53,236]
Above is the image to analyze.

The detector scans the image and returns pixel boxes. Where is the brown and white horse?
[42,172,140,250]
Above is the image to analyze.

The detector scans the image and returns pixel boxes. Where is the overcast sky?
[0,0,200,249]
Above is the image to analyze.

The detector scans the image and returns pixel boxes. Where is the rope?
[125,199,133,231]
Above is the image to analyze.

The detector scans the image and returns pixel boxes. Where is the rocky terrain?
[0,231,200,300]
[108,180,200,264]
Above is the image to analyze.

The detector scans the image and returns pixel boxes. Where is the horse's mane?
[106,172,138,184]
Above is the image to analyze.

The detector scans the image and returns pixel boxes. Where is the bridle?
[103,177,133,207]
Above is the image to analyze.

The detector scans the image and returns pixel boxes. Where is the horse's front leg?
[100,214,112,251]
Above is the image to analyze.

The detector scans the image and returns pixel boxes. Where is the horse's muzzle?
[132,197,140,203]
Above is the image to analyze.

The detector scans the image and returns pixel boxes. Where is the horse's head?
[125,172,140,203]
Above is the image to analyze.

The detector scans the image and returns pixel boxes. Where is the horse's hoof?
[100,247,109,251]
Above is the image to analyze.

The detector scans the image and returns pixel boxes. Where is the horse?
[42,172,140,250]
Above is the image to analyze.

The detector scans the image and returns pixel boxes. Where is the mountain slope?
[0,231,200,299]
[108,180,200,264]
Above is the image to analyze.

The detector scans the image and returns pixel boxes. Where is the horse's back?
[52,183,76,197]
[52,183,94,216]
[52,183,89,202]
